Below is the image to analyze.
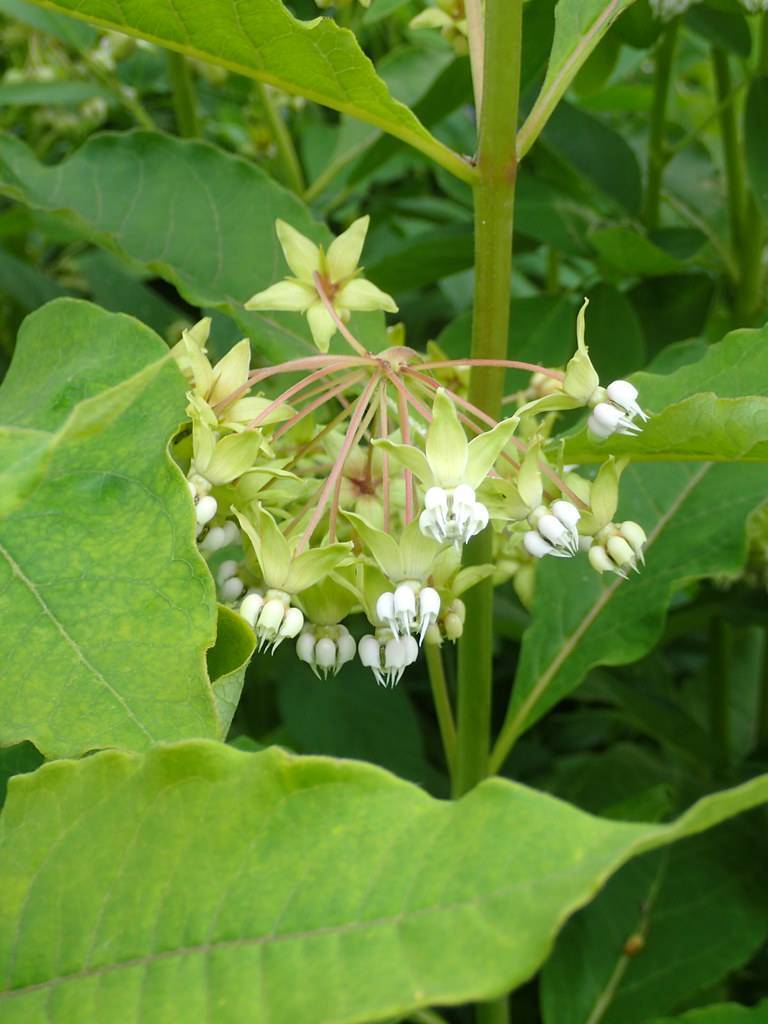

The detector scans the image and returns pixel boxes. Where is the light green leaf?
[0,131,385,361]
[518,0,638,159]
[541,821,768,1024]
[564,322,768,463]
[490,460,768,770]
[0,741,767,1021]
[0,299,221,758]
[589,226,687,276]
[21,0,472,182]
[208,606,256,738]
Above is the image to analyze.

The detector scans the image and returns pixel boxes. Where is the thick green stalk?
[425,643,457,777]
[167,51,200,138]
[644,20,679,230]
[454,0,522,788]
[760,12,768,77]
[256,82,306,195]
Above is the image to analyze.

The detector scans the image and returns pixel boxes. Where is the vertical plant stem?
[425,644,457,777]
[709,617,732,777]
[454,0,523,806]
[256,81,306,195]
[712,47,746,260]
[644,19,679,230]
[758,627,768,750]
[760,12,768,77]
[166,51,200,138]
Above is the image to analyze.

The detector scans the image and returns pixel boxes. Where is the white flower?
[588,379,647,440]
[376,584,441,645]
[194,494,217,529]
[358,632,419,688]
[524,500,581,559]
[587,520,647,579]
[217,559,245,602]
[199,521,240,553]
[296,625,356,678]
[419,484,489,548]
[239,588,304,652]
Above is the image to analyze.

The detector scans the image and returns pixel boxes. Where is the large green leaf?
[0,299,221,757]
[518,0,638,159]
[490,460,767,769]
[564,322,768,463]
[0,131,354,361]
[0,741,766,1021]
[541,821,768,1024]
[652,1004,768,1024]
[20,0,472,182]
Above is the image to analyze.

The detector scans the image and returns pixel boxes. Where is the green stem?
[465,0,485,116]
[757,627,768,750]
[454,0,522,786]
[167,51,200,138]
[476,998,510,1024]
[425,644,457,778]
[760,12,768,77]
[712,47,746,258]
[644,19,679,230]
[709,617,732,777]
[256,81,306,195]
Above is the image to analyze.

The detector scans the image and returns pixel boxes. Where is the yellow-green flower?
[245,217,397,352]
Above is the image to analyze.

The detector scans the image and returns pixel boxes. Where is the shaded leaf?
[651,1002,768,1023]
[208,605,256,739]
[746,77,768,219]
[0,741,767,1021]
[0,299,220,757]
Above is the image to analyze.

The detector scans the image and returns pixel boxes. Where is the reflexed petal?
[306,301,338,352]
[336,278,398,314]
[245,279,315,312]
[209,338,251,406]
[326,216,370,283]
[275,220,321,282]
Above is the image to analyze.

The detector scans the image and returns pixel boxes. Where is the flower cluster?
[410,1,469,55]
[172,217,651,689]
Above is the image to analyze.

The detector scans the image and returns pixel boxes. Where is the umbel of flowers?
[172,216,650,688]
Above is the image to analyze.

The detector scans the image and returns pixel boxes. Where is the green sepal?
[517,442,544,511]
[285,543,354,594]
[399,518,443,580]
[205,430,265,486]
[342,510,402,580]
[579,456,627,535]
[563,298,600,405]
[425,388,468,487]
[235,506,292,588]
[516,393,582,419]
[465,415,519,488]
[296,574,359,626]
[372,438,432,486]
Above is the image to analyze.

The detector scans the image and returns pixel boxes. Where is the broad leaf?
[0,299,221,757]
[491,460,768,768]
[564,322,768,463]
[518,0,638,158]
[0,131,372,361]
[21,0,472,182]
[0,741,766,1021]
[541,821,768,1024]
[651,1003,768,1023]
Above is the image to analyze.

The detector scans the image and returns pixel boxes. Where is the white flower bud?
[314,637,337,674]
[195,494,218,526]
[394,584,416,634]
[359,635,381,669]
[216,560,239,586]
[219,576,245,602]
[552,500,581,531]
[376,591,396,630]
[239,591,264,626]
[200,526,229,553]
[588,544,615,575]
[607,535,636,571]
[607,380,648,422]
[401,635,419,667]
[258,598,285,637]
[443,612,464,641]
[537,513,569,548]
[524,530,554,559]
[417,586,441,644]
[336,630,356,668]
[296,632,316,664]
[620,520,647,561]
[279,607,305,641]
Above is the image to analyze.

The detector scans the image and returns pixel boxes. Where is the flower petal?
[336,277,398,314]
[326,216,369,283]
[275,220,321,282]
[244,279,315,312]
[209,338,251,406]
[306,301,338,352]
[425,389,468,488]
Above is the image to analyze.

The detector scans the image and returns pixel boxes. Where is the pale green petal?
[399,519,441,580]
[275,220,321,282]
[205,430,264,485]
[372,438,433,486]
[425,389,468,488]
[517,443,543,511]
[516,393,581,418]
[224,395,294,427]
[285,543,354,594]
[306,301,338,353]
[244,279,315,312]
[343,510,402,580]
[336,277,398,314]
[326,215,369,283]
[465,415,519,489]
[235,506,292,588]
[191,415,216,474]
[579,456,626,535]
[209,338,251,406]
